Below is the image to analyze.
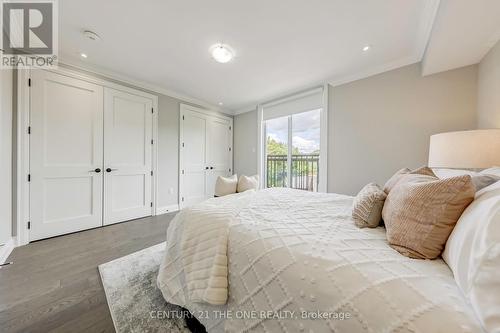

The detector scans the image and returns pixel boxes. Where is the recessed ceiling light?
[80,53,88,58]
[218,102,223,106]
[362,45,371,52]
[210,44,234,63]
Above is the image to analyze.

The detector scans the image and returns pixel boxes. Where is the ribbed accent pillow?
[383,166,435,194]
[352,183,387,228]
[382,174,475,259]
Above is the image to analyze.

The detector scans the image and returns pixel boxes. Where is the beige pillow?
[382,173,475,259]
[352,183,387,228]
[237,175,259,192]
[214,174,238,197]
[383,166,435,193]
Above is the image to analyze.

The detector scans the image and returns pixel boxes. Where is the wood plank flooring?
[0,213,175,333]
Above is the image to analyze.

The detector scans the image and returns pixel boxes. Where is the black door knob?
[106,168,112,172]
[95,168,101,173]
[210,166,214,169]
[205,167,209,170]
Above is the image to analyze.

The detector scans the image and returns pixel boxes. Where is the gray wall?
[233,63,479,196]
[233,109,258,176]
[1,69,13,244]
[329,63,478,195]
[478,40,500,128]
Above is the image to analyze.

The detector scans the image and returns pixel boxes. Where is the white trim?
[179,104,233,208]
[0,237,16,265]
[415,0,441,60]
[318,84,328,193]
[57,58,230,115]
[16,66,160,245]
[156,204,180,215]
[152,97,159,216]
[329,56,420,87]
[256,105,264,189]
[16,69,31,246]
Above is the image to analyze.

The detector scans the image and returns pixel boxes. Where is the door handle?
[205,167,209,170]
[210,167,214,170]
[89,168,101,173]
[106,168,118,172]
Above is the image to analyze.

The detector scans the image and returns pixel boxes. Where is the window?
[259,86,327,192]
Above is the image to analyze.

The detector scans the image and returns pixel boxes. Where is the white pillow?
[432,168,500,191]
[237,175,259,192]
[481,166,500,178]
[442,180,500,332]
[432,168,479,178]
[214,174,238,197]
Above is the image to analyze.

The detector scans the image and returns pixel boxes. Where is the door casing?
[179,104,233,208]
[16,67,159,244]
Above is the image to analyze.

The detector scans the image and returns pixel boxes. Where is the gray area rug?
[98,242,190,333]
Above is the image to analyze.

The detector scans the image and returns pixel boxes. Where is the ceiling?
[422,0,500,76]
[58,0,450,113]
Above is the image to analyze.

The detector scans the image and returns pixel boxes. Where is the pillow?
[382,173,475,259]
[352,183,387,228]
[432,168,500,191]
[237,175,259,192]
[383,166,435,193]
[214,174,238,197]
[481,166,500,177]
[442,181,500,333]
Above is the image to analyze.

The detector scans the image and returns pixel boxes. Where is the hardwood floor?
[0,213,176,333]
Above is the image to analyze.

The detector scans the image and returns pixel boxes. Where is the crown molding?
[57,55,232,115]
[415,0,441,60]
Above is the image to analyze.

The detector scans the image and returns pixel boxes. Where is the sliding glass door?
[265,109,321,192]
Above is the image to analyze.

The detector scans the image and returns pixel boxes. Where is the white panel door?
[104,88,153,225]
[205,117,232,198]
[30,70,104,241]
[180,110,208,207]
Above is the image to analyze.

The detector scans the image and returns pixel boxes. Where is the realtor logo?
[1,0,58,68]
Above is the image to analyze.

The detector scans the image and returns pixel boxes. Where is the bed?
[157,188,483,332]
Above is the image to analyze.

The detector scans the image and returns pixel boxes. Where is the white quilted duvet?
[157,188,483,333]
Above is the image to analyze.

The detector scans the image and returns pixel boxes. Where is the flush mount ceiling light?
[83,30,101,41]
[362,45,371,52]
[80,53,88,58]
[210,44,234,63]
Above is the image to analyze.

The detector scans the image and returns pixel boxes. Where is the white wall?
[233,109,258,176]
[233,63,479,196]
[477,40,500,128]
[1,69,13,244]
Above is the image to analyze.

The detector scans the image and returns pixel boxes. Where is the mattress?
[158,188,483,332]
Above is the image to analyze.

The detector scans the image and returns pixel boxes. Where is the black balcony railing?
[266,154,319,191]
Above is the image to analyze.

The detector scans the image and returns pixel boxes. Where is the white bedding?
[157,188,483,332]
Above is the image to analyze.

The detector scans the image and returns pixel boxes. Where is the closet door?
[30,70,104,241]
[205,117,232,198]
[103,88,153,225]
[180,109,208,207]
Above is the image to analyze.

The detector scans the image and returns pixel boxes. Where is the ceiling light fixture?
[218,102,223,106]
[210,44,234,63]
[80,53,88,58]
[362,45,371,52]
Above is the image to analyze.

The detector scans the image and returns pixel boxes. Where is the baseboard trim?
[0,237,16,265]
[156,204,180,215]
